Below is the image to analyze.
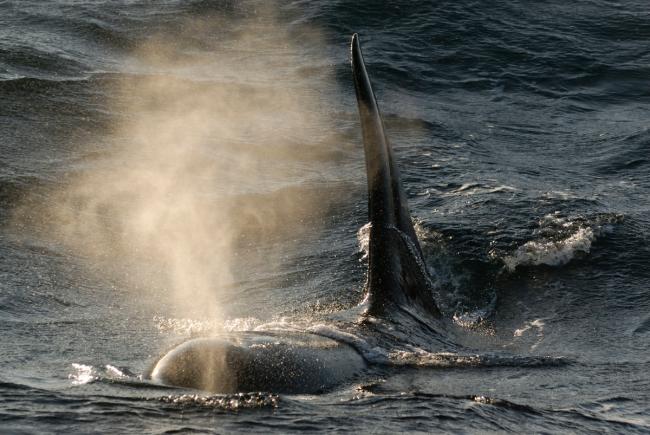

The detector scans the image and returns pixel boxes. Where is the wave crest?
[498,212,621,272]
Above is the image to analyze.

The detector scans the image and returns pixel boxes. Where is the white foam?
[456,183,517,196]
[387,350,482,367]
[224,317,262,332]
[503,226,595,272]
[513,319,545,337]
[420,183,518,198]
[542,190,581,200]
[153,314,319,337]
[513,319,546,350]
[356,222,372,260]
[452,307,492,329]
[253,317,304,332]
[158,393,279,410]
[105,364,128,378]
[68,363,98,385]
[153,315,223,335]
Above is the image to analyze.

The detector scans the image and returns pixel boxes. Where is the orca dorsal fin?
[351,34,440,319]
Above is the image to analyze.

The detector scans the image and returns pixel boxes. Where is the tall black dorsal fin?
[351,33,440,318]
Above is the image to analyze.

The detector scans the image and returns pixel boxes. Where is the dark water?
[2,1,650,433]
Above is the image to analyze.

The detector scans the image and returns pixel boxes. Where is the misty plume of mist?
[12,7,342,319]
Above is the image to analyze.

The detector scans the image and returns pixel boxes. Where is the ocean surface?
[2,0,650,433]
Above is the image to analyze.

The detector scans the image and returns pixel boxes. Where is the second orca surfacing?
[147,34,443,394]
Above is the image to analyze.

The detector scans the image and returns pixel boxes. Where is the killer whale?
[147,34,441,394]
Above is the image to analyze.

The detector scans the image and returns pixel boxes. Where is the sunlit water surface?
[1,1,649,433]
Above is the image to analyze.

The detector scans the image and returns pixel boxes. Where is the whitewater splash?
[503,226,596,271]
[500,212,621,272]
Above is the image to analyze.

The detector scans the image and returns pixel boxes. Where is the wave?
[0,46,85,81]
[632,315,650,335]
[421,182,519,198]
[385,350,569,369]
[157,392,279,410]
[0,75,94,90]
[348,390,649,434]
[67,362,279,412]
[498,212,622,272]
[503,226,595,271]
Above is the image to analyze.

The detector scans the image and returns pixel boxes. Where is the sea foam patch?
[500,212,621,272]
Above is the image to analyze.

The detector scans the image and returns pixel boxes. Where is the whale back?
[351,34,440,318]
[149,332,366,393]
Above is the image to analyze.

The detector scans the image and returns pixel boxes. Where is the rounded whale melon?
[149,332,367,394]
